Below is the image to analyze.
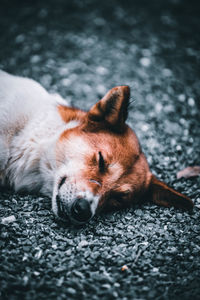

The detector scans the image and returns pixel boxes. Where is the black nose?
[71,198,92,222]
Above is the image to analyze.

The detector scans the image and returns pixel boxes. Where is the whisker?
[128,97,136,108]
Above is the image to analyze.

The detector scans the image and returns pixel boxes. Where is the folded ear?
[87,86,130,132]
[149,175,193,210]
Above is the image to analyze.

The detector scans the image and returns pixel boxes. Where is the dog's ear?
[149,175,193,210]
[87,86,130,132]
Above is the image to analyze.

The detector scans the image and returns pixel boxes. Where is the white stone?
[1,215,16,224]
[188,97,195,106]
[140,57,151,67]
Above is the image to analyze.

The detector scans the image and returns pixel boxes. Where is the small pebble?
[15,34,25,44]
[176,145,182,152]
[102,283,111,289]
[1,215,16,224]
[140,57,151,67]
[162,68,172,77]
[57,276,64,287]
[65,249,72,256]
[78,240,89,248]
[34,249,43,259]
[22,275,29,285]
[121,265,128,271]
[141,124,149,132]
[30,55,41,64]
[152,267,159,273]
[155,102,163,113]
[188,97,195,106]
[142,286,150,292]
[61,78,72,87]
[23,245,31,252]
[178,94,186,102]
[96,66,108,75]
[67,287,76,295]
[52,244,57,249]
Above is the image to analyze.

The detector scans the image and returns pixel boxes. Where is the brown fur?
[57,86,193,213]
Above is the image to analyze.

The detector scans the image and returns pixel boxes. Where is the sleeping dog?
[0,70,193,224]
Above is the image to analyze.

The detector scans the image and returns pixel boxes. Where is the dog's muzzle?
[56,195,92,223]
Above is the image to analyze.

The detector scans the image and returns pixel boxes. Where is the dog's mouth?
[53,176,100,225]
[55,194,93,225]
[56,194,68,220]
[58,176,67,190]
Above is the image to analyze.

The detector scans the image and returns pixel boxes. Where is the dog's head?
[52,86,193,224]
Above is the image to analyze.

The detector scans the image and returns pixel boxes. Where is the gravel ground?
[0,0,200,299]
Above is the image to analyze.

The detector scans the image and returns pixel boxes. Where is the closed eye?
[98,151,105,173]
[89,179,101,186]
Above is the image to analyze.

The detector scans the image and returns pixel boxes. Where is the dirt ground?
[0,0,200,299]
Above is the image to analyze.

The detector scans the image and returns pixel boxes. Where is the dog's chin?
[52,185,97,226]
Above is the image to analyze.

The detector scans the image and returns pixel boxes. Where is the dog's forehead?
[86,126,139,154]
[65,135,91,153]
[59,125,140,167]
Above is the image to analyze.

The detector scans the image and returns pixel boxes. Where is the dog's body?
[0,70,193,224]
[0,70,69,195]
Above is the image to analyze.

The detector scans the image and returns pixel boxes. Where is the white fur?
[0,70,71,193]
[0,70,99,224]
[51,137,99,222]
